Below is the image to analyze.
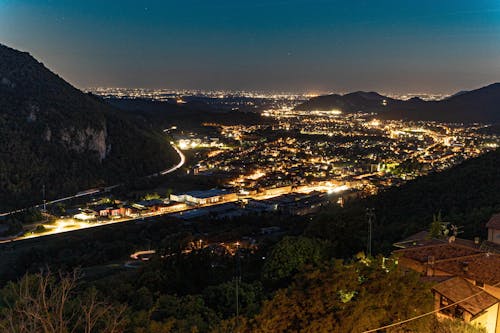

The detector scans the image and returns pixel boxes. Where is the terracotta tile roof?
[394,243,482,263]
[433,253,500,285]
[394,238,443,249]
[452,238,482,250]
[432,277,498,316]
[486,214,500,230]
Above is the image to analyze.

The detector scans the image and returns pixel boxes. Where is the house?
[432,277,499,332]
[394,213,500,333]
[487,214,500,245]
[122,204,141,217]
[136,199,166,212]
[396,244,500,333]
[73,209,97,221]
[93,204,115,217]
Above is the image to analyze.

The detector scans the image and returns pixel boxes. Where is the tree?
[261,236,329,284]
[433,318,487,333]
[245,257,436,333]
[143,193,161,200]
[0,270,127,333]
[429,212,445,239]
[203,281,264,318]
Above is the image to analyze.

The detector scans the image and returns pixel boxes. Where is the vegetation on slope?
[0,44,177,210]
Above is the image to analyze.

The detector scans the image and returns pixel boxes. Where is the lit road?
[159,141,186,175]
[0,184,350,244]
[0,138,185,217]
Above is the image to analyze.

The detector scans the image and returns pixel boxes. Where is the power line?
[362,279,500,333]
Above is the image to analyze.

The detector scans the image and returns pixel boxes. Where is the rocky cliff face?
[59,126,109,161]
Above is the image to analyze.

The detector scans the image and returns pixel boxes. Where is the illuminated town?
[3,89,497,242]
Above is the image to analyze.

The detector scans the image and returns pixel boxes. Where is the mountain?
[0,44,177,210]
[445,90,469,99]
[295,91,394,114]
[295,83,500,123]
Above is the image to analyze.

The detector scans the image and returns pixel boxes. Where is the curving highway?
[160,143,186,175]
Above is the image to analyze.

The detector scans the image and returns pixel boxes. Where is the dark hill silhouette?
[294,91,395,114]
[0,44,176,210]
[295,83,500,123]
[105,97,270,130]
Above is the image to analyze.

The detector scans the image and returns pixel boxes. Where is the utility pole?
[235,242,241,333]
[42,184,46,212]
[366,208,375,257]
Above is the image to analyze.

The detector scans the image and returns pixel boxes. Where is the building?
[432,277,499,333]
[73,209,97,221]
[245,192,330,215]
[394,215,500,333]
[135,199,167,212]
[171,203,244,220]
[170,189,237,205]
[396,243,500,332]
[487,214,500,245]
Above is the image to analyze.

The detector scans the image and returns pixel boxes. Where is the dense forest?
[0,241,486,333]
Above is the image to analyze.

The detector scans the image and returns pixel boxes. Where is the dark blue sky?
[1,0,499,93]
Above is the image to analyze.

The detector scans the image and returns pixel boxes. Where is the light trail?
[160,143,185,175]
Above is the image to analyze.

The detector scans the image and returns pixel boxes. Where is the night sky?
[1,0,500,93]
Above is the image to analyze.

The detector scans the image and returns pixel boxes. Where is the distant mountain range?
[0,44,176,210]
[295,83,500,123]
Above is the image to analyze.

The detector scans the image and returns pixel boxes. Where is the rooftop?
[432,277,498,316]
[184,188,232,199]
[486,213,500,230]
[480,241,500,254]
[394,243,482,263]
[433,253,500,285]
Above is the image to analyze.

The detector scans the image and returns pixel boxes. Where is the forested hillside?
[0,44,177,210]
